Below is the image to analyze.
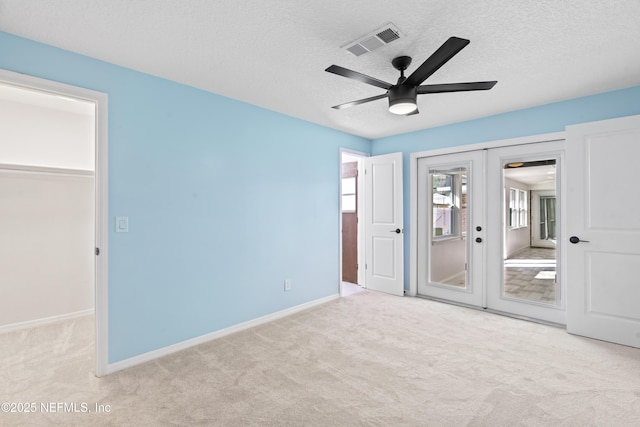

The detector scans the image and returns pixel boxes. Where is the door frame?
[409,132,565,298]
[339,148,368,296]
[0,69,109,376]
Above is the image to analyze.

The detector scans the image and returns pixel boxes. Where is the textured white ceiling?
[1,0,639,139]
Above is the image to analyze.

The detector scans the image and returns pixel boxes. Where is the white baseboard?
[0,308,94,334]
[106,293,340,375]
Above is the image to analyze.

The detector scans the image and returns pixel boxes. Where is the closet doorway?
[0,69,108,376]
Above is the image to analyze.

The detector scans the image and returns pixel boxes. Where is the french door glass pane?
[429,167,468,288]
[503,160,558,305]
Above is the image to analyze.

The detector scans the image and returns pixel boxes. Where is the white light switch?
[116,216,129,233]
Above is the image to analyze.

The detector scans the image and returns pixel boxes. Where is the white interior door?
[566,115,640,348]
[417,150,485,306]
[364,152,404,296]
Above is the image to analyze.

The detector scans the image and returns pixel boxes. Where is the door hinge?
[95,247,100,256]
[365,263,368,270]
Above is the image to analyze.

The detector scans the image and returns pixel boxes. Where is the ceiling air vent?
[342,23,402,57]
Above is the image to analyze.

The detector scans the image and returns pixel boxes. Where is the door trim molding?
[409,131,565,297]
[0,69,109,376]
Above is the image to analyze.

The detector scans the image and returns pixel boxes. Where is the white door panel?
[364,152,404,296]
[566,115,640,348]
[371,236,396,278]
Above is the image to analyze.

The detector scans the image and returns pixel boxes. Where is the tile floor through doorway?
[504,246,556,304]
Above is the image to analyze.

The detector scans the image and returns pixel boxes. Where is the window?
[539,196,556,240]
[432,171,467,239]
[518,189,527,227]
[341,177,356,212]
[509,188,517,227]
[509,188,528,228]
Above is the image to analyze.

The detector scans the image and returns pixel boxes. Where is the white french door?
[485,142,565,324]
[417,140,566,324]
[417,150,485,306]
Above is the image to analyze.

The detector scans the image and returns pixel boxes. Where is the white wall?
[0,170,94,327]
[0,89,94,329]
[0,95,94,170]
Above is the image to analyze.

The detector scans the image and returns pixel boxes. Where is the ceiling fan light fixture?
[388,85,417,115]
[389,101,417,115]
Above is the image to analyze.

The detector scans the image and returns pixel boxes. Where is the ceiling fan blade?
[404,37,470,86]
[325,65,393,90]
[417,81,497,94]
[331,93,388,110]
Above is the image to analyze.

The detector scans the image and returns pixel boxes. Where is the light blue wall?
[0,32,370,362]
[371,85,640,290]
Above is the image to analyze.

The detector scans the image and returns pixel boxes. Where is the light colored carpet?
[2,289,640,426]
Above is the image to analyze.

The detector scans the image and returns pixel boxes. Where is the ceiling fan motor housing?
[388,85,417,114]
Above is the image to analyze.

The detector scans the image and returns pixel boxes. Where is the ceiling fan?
[325,36,497,115]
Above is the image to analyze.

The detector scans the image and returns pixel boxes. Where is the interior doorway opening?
[0,82,96,330]
[0,69,108,376]
[340,150,366,296]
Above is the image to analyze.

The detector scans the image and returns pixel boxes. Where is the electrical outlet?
[284,279,292,291]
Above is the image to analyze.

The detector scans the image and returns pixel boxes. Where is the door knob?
[569,236,589,244]
[390,228,402,234]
